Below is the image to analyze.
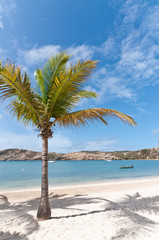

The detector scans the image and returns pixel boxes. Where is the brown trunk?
[37,136,51,220]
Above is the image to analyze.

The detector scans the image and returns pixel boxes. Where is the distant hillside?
[0,149,60,161]
[0,147,159,161]
[58,148,159,160]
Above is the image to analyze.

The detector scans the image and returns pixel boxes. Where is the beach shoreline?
[1,176,159,201]
[1,174,159,194]
[1,177,159,239]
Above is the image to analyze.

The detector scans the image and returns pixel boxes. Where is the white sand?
[1,178,159,240]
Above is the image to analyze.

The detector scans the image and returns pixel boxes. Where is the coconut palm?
[0,52,136,220]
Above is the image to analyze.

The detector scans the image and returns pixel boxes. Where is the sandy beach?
[1,178,159,240]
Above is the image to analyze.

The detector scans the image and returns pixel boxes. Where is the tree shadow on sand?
[0,231,28,240]
[0,193,101,239]
[0,194,39,240]
[1,192,159,239]
[49,192,159,239]
[104,193,159,240]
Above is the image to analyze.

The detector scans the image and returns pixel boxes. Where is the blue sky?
[1,0,159,153]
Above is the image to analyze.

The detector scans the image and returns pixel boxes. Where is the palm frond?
[7,100,40,127]
[53,108,136,128]
[35,52,70,104]
[46,60,97,121]
[48,90,98,119]
[34,69,46,103]
[0,61,43,127]
[76,90,98,98]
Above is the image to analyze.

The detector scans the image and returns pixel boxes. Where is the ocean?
[0,160,159,191]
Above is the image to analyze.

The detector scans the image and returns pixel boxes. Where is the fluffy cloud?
[17,43,99,67]
[90,0,159,102]
[0,0,16,29]
[102,37,117,58]
[92,71,135,101]
[17,45,61,66]
[68,44,99,62]
[111,1,159,88]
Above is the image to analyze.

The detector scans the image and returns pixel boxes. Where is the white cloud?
[17,45,61,66]
[0,16,3,28]
[17,43,99,68]
[0,132,39,151]
[117,34,159,87]
[99,76,135,100]
[49,133,73,153]
[90,0,159,103]
[0,1,16,29]
[121,1,139,25]
[0,4,4,28]
[91,68,135,102]
[152,128,159,134]
[142,5,159,35]
[102,37,116,57]
[68,44,98,62]
[0,130,73,153]
[0,128,120,153]
[83,139,118,151]
[114,2,159,87]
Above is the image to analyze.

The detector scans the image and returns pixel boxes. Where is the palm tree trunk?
[37,136,51,220]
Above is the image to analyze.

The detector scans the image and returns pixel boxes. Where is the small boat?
[119,165,133,169]
[48,160,55,163]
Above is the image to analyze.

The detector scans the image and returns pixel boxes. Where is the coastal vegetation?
[0,53,136,220]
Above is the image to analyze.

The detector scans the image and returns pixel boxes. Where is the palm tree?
[0,53,136,220]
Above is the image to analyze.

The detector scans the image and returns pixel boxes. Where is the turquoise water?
[0,160,159,191]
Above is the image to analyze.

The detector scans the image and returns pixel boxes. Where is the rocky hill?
[0,147,159,161]
[0,149,60,161]
[58,148,159,160]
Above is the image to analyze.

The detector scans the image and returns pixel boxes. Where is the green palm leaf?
[35,52,70,104]
[0,60,44,127]
[76,90,98,98]
[46,59,97,121]
[53,108,136,128]
[7,100,40,127]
